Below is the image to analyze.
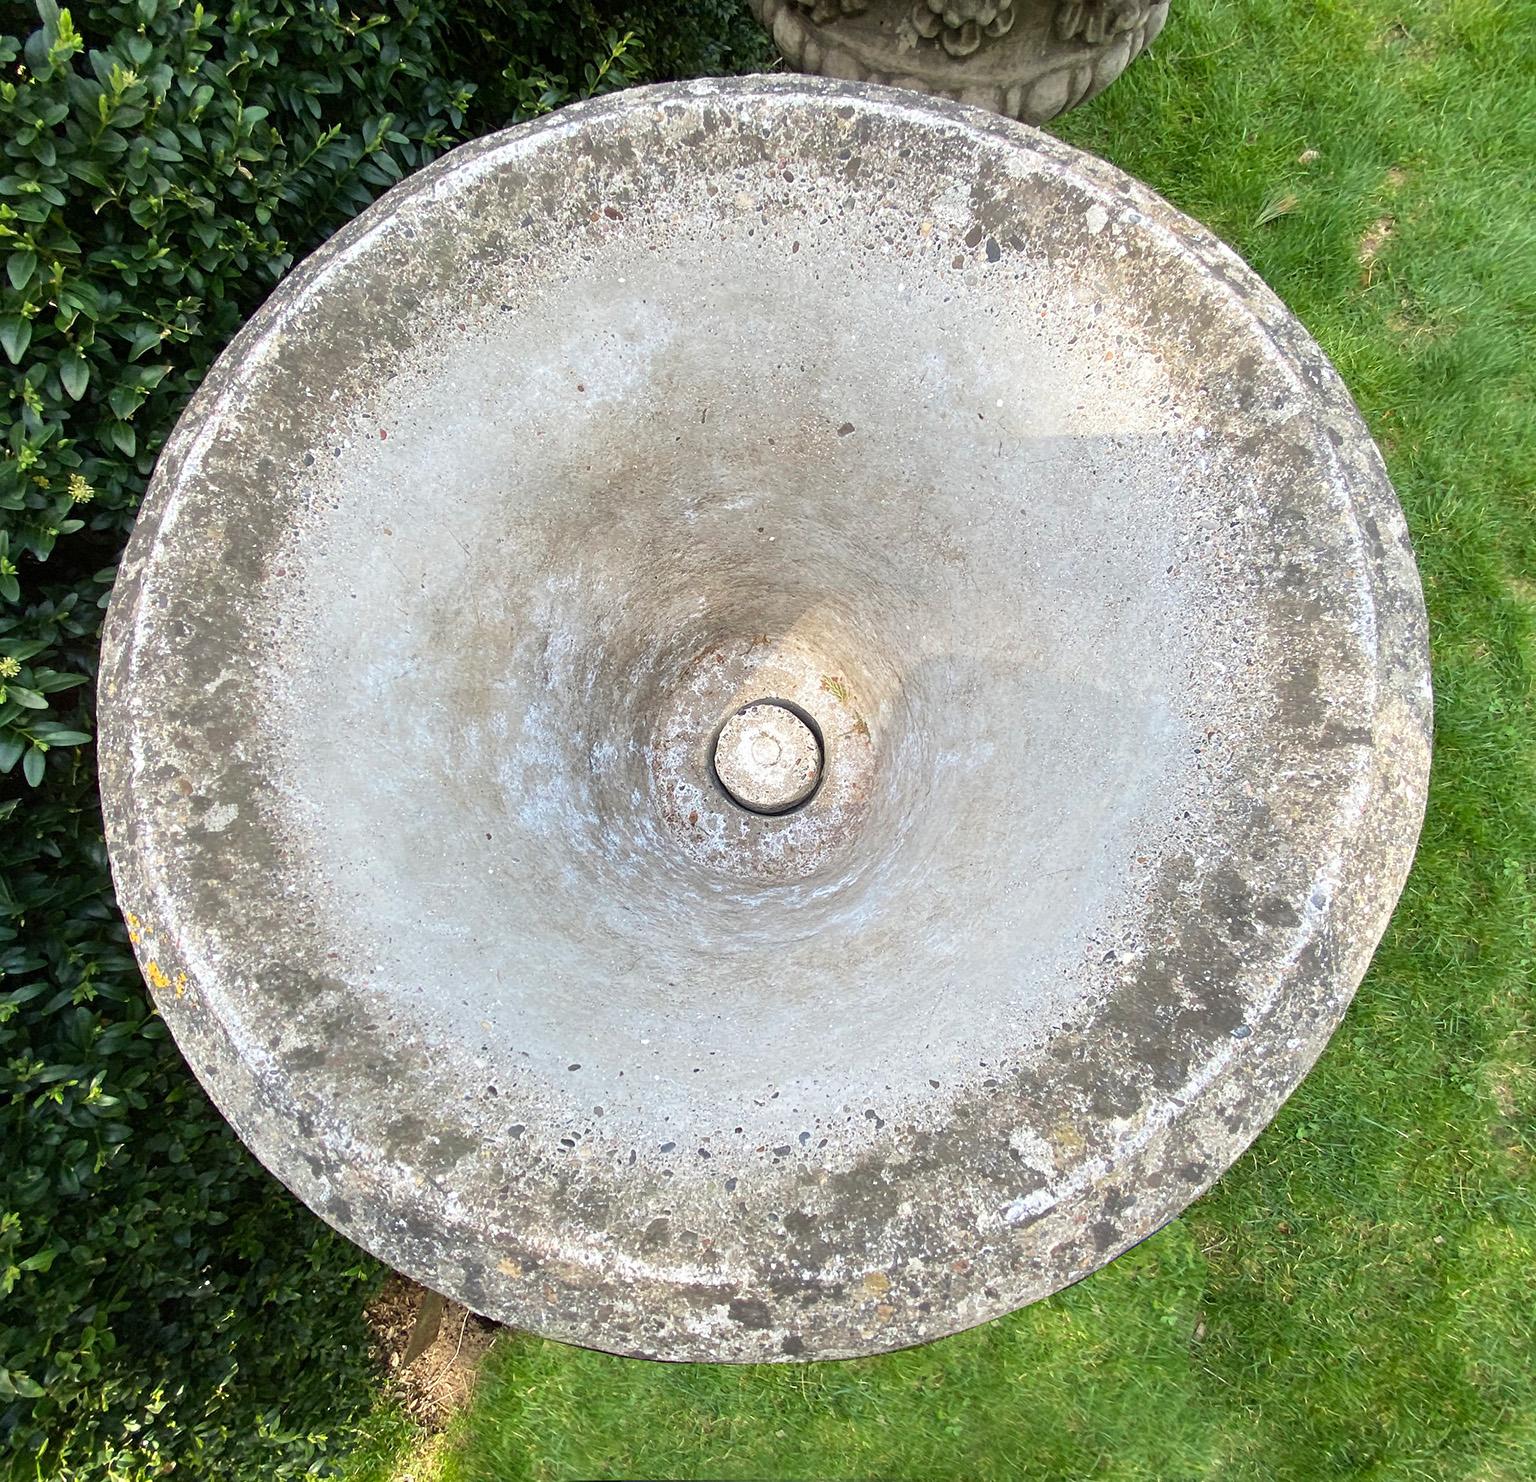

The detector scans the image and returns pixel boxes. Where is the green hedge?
[446,1,773,121]
[0,3,471,1475]
[0,1,768,1475]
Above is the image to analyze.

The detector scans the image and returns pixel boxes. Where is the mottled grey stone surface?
[99,77,1431,1363]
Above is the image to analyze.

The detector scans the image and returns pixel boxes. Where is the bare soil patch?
[1359,167,1409,284]
[366,1274,501,1432]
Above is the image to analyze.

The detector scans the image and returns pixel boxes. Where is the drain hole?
[711,699,824,815]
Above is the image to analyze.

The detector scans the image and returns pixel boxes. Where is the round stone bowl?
[99,76,1431,1363]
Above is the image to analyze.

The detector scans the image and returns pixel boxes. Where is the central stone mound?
[99,77,1431,1362]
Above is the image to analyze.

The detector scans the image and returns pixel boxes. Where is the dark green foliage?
[0,0,470,779]
[446,0,775,126]
[0,1,472,1475]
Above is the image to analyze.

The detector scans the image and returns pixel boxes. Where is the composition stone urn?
[748,0,1171,122]
[99,77,1430,1362]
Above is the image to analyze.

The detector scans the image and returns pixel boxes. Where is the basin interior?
[271,218,1246,1142]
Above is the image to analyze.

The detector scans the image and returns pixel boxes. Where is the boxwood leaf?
[0,315,32,364]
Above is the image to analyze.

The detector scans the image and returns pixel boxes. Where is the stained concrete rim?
[98,75,1432,1362]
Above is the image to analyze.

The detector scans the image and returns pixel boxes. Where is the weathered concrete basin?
[99,77,1431,1362]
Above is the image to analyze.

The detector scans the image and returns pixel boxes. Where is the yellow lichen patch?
[124,909,143,945]
[1051,1116,1088,1155]
[174,972,190,998]
[861,1270,891,1295]
[145,960,171,991]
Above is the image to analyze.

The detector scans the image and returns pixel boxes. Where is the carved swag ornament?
[791,0,1158,60]
[911,0,1015,59]
[1053,1,1160,44]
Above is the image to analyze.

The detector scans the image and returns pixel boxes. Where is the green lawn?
[349,2,1536,1477]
